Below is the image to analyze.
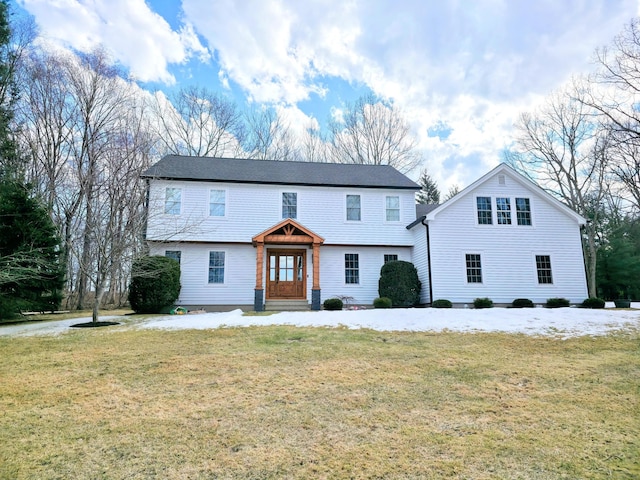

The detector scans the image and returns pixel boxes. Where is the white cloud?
[18,0,209,83]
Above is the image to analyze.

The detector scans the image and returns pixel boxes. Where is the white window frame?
[164,187,182,215]
[344,253,360,284]
[516,197,532,226]
[209,189,227,218]
[535,254,553,285]
[476,196,492,225]
[165,250,181,264]
[385,195,401,222]
[346,194,361,222]
[208,251,226,284]
[465,253,483,284]
[496,197,512,225]
[281,191,298,219]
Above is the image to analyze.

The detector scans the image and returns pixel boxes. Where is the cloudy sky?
[14,0,639,189]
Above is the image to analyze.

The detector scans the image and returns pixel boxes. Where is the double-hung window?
[536,255,553,284]
[516,198,532,225]
[164,187,181,215]
[165,250,181,264]
[385,196,400,221]
[282,192,297,219]
[209,189,226,217]
[496,197,511,225]
[346,195,361,221]
[476,197,492,225]
[345,254,359,284]
[466,254,482,283]
[384,254,398,264]
[208,251,225,284]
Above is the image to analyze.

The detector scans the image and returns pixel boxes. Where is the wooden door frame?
[266,248,307,300]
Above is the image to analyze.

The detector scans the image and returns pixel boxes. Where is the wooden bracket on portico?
[252,219,324,291]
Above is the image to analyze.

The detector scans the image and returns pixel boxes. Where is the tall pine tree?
[416,168,440,204]
[0,0,64,318]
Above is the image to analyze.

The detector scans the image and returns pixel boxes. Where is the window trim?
[164,187,182,215]
[383,254,399,264]
[476,196,492,225]
[465,253,483,284]
[346,194,362,222]
[165,250,181,264]
[535,254,553,285]
[208,251,226,285]
[344,253,360,285]
[516,197,532,226]
[495,197,512,225]
[281,191,298,219]
[384,195,401,222]
[209,188,227,218]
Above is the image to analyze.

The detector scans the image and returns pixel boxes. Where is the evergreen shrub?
[580,297,605,309]
[373,297,392,309]
[128,256,181,314]
[378,260,421,307]
[512,298,534,308]
[545,297,570,308]
[432,299,452,308]
[473,297,494,309]
[323,298,343,310]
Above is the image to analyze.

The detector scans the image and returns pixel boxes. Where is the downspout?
[422,218,434,306]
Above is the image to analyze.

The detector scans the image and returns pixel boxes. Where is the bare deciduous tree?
[328,94,422,173]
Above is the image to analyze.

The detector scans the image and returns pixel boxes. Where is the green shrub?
[378,260,421,307]
[373,297,392,309]
[473,297,494,309]
[580,297,605,309]
[545,297,570,308]
[432,299,452,308]
[512,298,534,308]
[323,298,343,311]
[128,256,181,314]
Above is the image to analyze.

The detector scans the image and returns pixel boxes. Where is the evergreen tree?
[0,180,64,318]
[415,168,440,204]
[597,215,640,300]
[0,0,19,180]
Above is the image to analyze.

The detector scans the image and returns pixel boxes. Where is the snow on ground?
[1,303,639,338]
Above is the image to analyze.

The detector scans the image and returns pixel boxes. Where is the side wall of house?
[428,172,588,304]
[410,224,431,304]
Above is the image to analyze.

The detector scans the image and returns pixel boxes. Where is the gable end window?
[496,197,511,225]
[208,251,225,284]
[282,192,297,219]
[345,253,359,284]
[466,254,482,283]
[516,198,532,225]
[165,250,181,264]
[385,196,400,221]
[164,187,181,215]
[346,195,361,221]
[209,189,226,217]
[476,197,492,225]
[536,255,553,284]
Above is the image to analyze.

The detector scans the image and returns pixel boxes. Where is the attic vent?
[498,174,506,185]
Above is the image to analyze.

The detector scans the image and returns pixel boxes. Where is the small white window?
[282,192,297,219]
[164,187,181,215]
[346,195,361,221]
[385,196,400,221]
[209,189,226,217]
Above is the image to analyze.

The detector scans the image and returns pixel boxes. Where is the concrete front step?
[265,300,311,311]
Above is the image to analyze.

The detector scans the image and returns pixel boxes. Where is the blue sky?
[13,0,639,190]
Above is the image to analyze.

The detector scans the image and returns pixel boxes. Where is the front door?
[267,249,306,299]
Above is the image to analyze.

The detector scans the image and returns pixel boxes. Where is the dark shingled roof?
[142,155,420,190]
[415,203,439,217]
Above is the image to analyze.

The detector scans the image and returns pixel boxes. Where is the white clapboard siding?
[146,181,416,247]
[426,168,588,304]
[410,225,431,304]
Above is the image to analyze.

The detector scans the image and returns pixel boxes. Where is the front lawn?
[0,325,638,479]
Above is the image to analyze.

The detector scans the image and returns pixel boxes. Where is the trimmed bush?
[581,297,605,309]
[129,256,181,314]
[512,298,534,308]
[473,297,494,309]
[432,299,452,308]
[373,297,392,309]
[378,260,421,307]
[323,298,343,310]
[545,297,570,308]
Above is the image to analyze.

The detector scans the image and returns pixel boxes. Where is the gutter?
[422,217,434,306]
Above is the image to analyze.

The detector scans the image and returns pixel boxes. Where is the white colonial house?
[142,156,588,310]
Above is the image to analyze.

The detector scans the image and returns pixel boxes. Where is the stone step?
[265,300,311,311]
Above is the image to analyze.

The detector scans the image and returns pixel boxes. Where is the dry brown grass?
[0,325,638,479]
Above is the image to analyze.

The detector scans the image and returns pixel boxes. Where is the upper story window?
[345,253,359,284]
[466,254,482,283]
[346,195,361,221]
[209,189,226,217]
[476,197,492,225]
[496,197,512,225]
[164,187,181,215]
[165,250,181,264]
[385,196,400,222]
[516,198,532,225]
[282,192,297,219]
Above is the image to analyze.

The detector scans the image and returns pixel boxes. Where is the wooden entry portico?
[252,219,324,311]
